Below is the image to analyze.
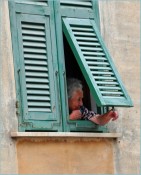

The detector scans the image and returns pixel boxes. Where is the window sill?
[11,132,122,138]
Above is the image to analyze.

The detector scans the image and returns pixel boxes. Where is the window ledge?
[11,132,122,138]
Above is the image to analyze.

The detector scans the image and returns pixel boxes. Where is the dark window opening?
[63,33,93,110]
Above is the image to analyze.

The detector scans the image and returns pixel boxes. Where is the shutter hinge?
[16,101,19,109]
[16,11,21,14]
[16,100,20,116]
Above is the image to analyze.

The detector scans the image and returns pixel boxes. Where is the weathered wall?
[0,0,18,174]
[17,138,114,174]
[99,0,140,174]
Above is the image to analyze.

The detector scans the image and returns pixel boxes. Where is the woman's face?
[68,89,83,111]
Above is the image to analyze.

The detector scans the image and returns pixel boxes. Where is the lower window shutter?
[62,18,133,107]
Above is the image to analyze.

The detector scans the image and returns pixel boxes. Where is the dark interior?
[63,34,91,109]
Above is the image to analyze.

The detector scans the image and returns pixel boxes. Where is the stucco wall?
[99,0,140,174]
[17,138,114,174]
[0,0,18,174]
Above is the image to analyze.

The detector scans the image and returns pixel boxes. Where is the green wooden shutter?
[9,1,62,131]
[63,18,133,107]
[54,1,108,132]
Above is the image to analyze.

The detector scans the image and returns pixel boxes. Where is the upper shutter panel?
[60,0,93,9]
[63,18,133,107]
[59,0,94,19]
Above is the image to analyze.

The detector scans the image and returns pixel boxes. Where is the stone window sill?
[11,132,122,138]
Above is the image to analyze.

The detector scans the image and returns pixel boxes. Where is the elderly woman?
[67,78,118,125]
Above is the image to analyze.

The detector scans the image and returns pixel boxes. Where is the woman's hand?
[69,110,82,120]
[90,110,119,125]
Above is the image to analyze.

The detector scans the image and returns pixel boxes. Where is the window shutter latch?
[112,106,115,111]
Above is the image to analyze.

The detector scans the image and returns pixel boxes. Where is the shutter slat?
[89,66,112,70]
[78,41,100,46]
[101,91,124,95]
[103,96,125,99]
[27,90,50,95]
[93,76,116,80]
[23,36,46,42]
[26,72,48,77]
[25,60,48,66]
[71,27,93,32]
[24,48,46,53]
[22,24,45,30]
[82,51,105,56]
[96,81,119,85]
[28,102,51,107]
[27,96,50,101]
[22,30,45,36]
[24,54,46,60]
[60,0,92,8]
[76,37,98,41]
[28,108,51,112]
[73,32,96,37]
[25,66,48,71]
[98,86,121,90]
[15,0,48,6]
[92,71,114,75]
[23,42,46,48]
[26,78,49,83]
[85,56,107,61]
[87,61,109,65]
[81,47,103,51]
[26,84,49,89]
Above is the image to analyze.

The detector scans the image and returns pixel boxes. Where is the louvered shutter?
[9,1,62,131]
[63,18,133,107]
[17,14,57,120]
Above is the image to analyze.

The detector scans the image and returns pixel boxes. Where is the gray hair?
[67,78,83,99]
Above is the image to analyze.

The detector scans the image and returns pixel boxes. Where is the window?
[9,0,133,132]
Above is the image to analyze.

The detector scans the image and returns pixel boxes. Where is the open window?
[63,34,92,111]
[63,33,107,132]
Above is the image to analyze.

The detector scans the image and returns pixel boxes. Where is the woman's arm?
[69,110,82,120]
